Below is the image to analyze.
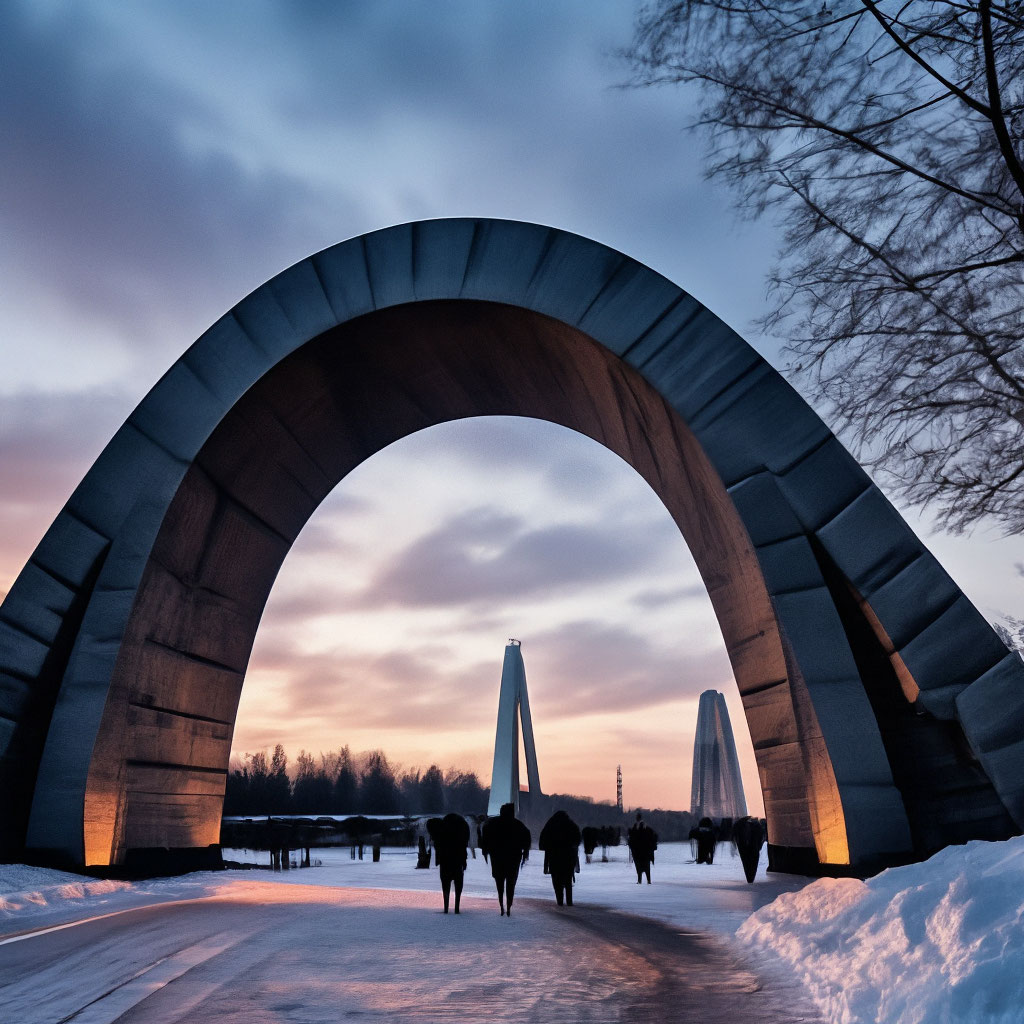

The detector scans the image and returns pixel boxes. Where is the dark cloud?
[542,446,636,504]
[356,506,667,608]
[0,2,344,348]
[367,417,630,506]
[266,1,628,127]
[0,0,776,370]
[630,583,708,610]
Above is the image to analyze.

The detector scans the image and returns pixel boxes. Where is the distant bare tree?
[628,1,1024,531]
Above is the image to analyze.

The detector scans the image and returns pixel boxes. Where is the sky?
[1,0,1022,814]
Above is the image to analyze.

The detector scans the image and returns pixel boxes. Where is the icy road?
[0,882,820,1023]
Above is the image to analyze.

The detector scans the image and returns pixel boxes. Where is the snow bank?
[737,836,1024,1024]
[0,863,228,931]
[0,864,133,916]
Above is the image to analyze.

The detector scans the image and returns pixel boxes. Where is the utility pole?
[616,764,623,813]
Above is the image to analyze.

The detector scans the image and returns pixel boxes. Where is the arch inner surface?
[76,300,832,866]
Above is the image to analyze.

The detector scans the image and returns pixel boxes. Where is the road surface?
[0,883,821,1023]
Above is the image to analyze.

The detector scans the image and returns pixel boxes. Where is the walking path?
[0,884,821,1023]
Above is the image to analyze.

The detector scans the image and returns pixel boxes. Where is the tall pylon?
[487,639,542,816]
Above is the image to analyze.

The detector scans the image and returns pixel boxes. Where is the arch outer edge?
[0,217,1020,869]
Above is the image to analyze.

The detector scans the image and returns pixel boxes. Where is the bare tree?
[628,1,1024,532]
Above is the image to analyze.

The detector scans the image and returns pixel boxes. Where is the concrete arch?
[1,219,1021,872]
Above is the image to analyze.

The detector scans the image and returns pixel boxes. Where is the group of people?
[426,806,662,915]
[688,814,766,883]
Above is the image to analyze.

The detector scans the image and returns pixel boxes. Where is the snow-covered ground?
[3,836,1023,1022]
[221,839,800,934]
[738,836,1024,1024]
[0,841,791,941]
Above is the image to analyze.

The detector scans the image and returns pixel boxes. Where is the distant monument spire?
[690,690,747,819]
[487,639,542,816]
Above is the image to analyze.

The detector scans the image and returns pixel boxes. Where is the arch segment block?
[0,218,1020,873]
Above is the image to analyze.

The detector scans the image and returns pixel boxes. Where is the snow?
[0,865,230,937]
[0,841,794,939]
[3,835,1022,1022]
[736,835,1024,1024]
[219,839,799,934]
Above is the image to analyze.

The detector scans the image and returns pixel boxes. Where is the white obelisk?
[487,639,542,816]
[690,689,747,819]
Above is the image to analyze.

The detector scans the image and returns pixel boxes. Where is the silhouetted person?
[427,813,470,913]
[733,815,766,883]
[690,816,718,865]
[539,810,581,906]
[627,812,658,884]
[416,834,431,869]
[480,802,531,916]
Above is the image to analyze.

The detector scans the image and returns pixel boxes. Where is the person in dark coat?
[627,812,658,884]
[539,810,581,906]
[732,815,766,883]
[426,813,471,913]
[690,816,718,865]
[480,802,531,916]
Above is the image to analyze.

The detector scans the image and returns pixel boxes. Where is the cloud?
[0,389,131,501]
[248,635,496,731]
[526,619,731,717]
[0,0,784,814]
[352,417,636,516]
[261,590,352,623]
[0,2,342,349]
[0,0,755,371]
[288,497,374,560]
[355,506,669,608]
[630,583,708,610]
[0,387,137,586]
[243,616,731,749]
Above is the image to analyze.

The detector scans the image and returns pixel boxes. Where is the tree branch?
[979,0,1024,204]
[692,68,1014,215]
[911,251,1024,282]
[860,0,992,116]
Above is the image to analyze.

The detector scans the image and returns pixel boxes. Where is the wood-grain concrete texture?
[0,219,1020,869]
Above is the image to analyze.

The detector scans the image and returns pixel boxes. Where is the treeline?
[223,744,488,818]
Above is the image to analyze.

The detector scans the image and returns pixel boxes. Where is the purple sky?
[1,1,1021,812]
